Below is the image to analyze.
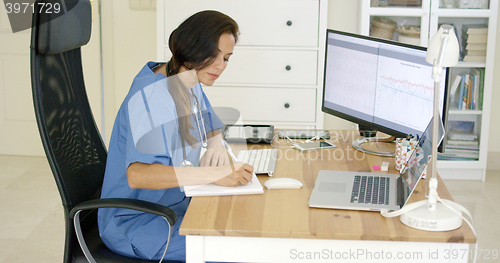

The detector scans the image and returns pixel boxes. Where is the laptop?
[308,118,443,211]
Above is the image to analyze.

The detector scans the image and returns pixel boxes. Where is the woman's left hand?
[200,143,229,167]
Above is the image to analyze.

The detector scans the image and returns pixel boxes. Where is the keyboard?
[237,149,278,176]
[350,175,390,205]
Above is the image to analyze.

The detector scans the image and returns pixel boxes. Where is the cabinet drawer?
[203,87,316,123]
[163,48,318,85]
[162,0,319,47]
[218,49,318,85]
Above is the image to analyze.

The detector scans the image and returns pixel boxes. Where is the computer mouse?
[264,178,303,189]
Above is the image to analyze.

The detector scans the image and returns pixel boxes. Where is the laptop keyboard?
[350,175,390,205]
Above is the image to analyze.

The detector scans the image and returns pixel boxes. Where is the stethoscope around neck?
[180,92,208,167]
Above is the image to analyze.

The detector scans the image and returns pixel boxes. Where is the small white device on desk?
[265,178,303,189]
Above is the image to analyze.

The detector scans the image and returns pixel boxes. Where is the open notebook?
[183,173,264,197]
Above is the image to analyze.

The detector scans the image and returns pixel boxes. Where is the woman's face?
[196,32,235,86]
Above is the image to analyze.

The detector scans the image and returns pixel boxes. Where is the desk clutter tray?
[222,125,274,144]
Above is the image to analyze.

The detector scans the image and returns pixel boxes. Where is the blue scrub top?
[98,62,224,261]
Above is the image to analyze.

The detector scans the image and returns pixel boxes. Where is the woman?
[98,10,253,261]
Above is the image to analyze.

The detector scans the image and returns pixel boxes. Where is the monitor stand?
[352,126,395,157]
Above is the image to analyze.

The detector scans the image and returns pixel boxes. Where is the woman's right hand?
[214,162,254,187]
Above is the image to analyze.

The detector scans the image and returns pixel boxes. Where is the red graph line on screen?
[375,74,438,127]
[379,76,433,92]
[378,75,435,102]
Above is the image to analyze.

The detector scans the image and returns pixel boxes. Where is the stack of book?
[461,24,488,62]
[448,68,485,110]
[441,137,479,160]
[439,121,479,161]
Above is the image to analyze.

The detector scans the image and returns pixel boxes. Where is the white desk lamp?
[399,25,463,231]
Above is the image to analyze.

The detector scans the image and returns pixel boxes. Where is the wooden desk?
[180,131,476,263]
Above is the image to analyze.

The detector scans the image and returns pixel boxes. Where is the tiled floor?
[0,155,64,262]
[0,154,499,262]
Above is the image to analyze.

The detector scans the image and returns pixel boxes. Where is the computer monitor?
[322,29,448,146]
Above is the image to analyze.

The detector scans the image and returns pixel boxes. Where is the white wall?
[0,0,102,156]
[101,0,500,152]
[101,0,157,144]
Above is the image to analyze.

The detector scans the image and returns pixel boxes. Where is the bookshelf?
[360,0,498,180]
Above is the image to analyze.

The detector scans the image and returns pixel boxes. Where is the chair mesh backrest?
[35,51,107,208]
[31,0,106,212]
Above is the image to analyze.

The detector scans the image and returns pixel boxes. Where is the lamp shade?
[426,25,460,67]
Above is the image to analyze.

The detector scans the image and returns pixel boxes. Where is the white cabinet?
[157,0,328,129]
[360,0,498,180]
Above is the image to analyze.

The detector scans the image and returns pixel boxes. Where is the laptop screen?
[399,117,445,206]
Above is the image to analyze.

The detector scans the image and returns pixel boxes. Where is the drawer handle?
[286,20,292,26]
[285,65,291,71]
[284,103,290,109]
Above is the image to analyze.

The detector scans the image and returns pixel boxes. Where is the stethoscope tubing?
[180,91,208,167]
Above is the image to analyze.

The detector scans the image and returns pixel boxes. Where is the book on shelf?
[445,144,479,151]
[442,148,479,159]
[438,152,479,161]
[448,120,475,131]
[462,50,486,56]
[478,68,485,110]
[457,73,467,109]
[463,55,486,62]
[461,23,488,35]
[471,68,481,110]
[467,74,473,109]
[438,156,478,161]
[449,74,462,103]
[447,120,477,141]
[448,131,477,141]
[459,73,472,109]
[464,43,487,51]
[446,139,479,146]
[462,33,488,44]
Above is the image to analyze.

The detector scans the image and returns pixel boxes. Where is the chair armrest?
[69,198,177,226]
[69,198,178,263]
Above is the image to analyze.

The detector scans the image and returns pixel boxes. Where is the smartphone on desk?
[293,141,336,151]
[278,130,330,140]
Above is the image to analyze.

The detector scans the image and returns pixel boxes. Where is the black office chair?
[30,1,179,262]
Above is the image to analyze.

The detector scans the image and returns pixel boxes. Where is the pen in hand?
[221,139,238,163]
[221,140,252,185]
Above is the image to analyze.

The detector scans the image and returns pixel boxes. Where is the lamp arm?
[429,78,443,211]
[428,32,450,211]
[428,80,441,211]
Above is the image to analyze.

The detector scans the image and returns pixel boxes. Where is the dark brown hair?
[167,10,239,147]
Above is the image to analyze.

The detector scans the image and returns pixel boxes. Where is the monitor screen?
[322,29,448,138]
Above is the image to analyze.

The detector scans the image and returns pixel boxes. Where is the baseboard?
[487,151,500,170]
